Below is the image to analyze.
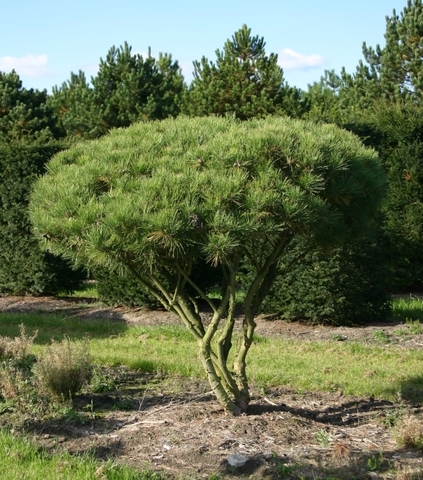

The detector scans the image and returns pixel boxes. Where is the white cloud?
[0,54,53,77]
[278,48,325,71]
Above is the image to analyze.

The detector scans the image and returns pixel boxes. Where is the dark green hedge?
[336,104,423,292]
[95,267,160,308]
[257,238,392,326]
[376,104,423,291]
[0,142,84,295]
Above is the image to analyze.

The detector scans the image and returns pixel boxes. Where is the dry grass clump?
[0,326,38,409]
[0,324,37,367]
[34,338,92,401]
[394,414,423,450]
[396,467,423,480]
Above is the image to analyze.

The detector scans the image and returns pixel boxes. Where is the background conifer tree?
[0,72,83,294]
[49,43,186,139]
[184,25,306,119]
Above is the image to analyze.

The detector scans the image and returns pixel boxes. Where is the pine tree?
[48,71,102,139]
[30,116,386,413]
[184,25,305,119]
[305,1,423,290]
[92,42,185,129]
[0,71,59,142]
[49,43,186,139]
[361,0,423,101]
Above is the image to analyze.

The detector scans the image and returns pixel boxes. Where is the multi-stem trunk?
[128,253,281,415]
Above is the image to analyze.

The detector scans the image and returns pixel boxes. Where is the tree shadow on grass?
[399,375,423,405]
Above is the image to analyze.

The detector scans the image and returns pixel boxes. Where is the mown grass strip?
[0,312,127,344]
[249,336,423,402]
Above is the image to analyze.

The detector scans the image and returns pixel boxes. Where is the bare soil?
[1,295,423,479]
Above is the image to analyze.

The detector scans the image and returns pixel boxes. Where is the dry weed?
[396,467,423,480]
[394,414,423,450]
[331,440,351,460]
[0,324,37,367]
[34,338,92,401]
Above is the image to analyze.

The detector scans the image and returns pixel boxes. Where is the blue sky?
[1,0,407,93]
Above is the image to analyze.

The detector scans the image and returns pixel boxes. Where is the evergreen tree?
[0,71,83,294]
[184,25,306,119]
[309,0,423,115]
[48,71,101,139]
[0,71,60,142]
[375,102,423,289]
[30,116,385,413]
[50,43,186,139]
[361,0,423,101]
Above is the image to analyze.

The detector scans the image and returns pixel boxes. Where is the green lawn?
[0,306,422,403]
[0,430,164,480]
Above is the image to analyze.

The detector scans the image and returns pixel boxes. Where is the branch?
[244,233,293,318]
[123,261,168,306]
[175,263,217,314]
[127,261,204,340]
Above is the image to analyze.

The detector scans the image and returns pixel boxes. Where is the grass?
[0,429,165,480]
[0,312,126,345]
[0,311,423,403]
[57,281,100,300]
[392,296,423,321]
[249,336,423,402]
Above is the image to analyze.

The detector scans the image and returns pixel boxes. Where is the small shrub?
[35,338,92,401]
[1,367,28,402]
[314,429,331,447]
[382,408,403,428]
[91,366,116,393]
[367,452,387,472]
[394,415,423,450]
[373,330,388,343]
[0,326,41,412]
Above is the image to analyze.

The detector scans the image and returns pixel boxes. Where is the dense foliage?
[260,237,392,325]
[0,71,60,142]
[376,102,423,289]
[183,25,307,119]
[304,1,423,291]
[0,142,84,294]
[0,71,84,295]
[49,43,185,139]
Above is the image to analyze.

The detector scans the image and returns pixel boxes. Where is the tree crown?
[31,116,385,274]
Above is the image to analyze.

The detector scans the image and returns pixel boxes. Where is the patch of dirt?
[1,295,423,479]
